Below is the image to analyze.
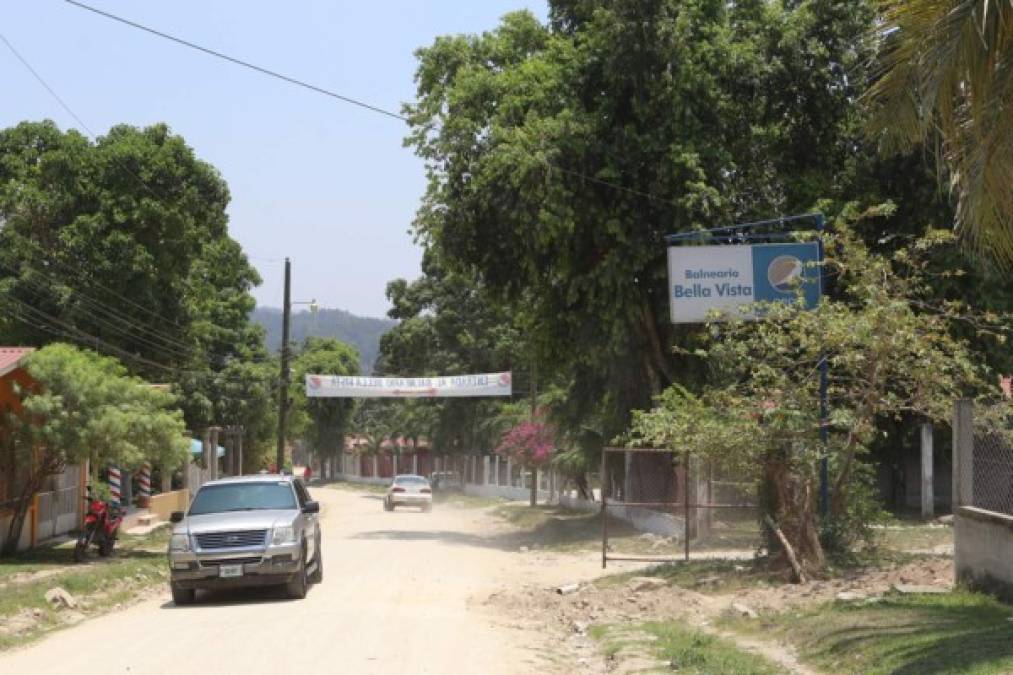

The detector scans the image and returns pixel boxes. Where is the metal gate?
[600,447,760,568]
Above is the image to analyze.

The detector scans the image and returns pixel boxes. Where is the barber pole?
[138,462,152,506]
[108,467,122,505]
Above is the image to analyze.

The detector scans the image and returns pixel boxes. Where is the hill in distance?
[251,306,396,374]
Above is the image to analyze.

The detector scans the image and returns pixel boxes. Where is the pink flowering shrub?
[495,419,555,467]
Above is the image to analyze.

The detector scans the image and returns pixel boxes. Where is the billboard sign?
[667,242,821,323]
[306,372,513,398]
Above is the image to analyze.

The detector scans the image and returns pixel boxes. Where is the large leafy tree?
[628,214,983,574]
[2,343,189,554]
[0,120,274,450]
[405,1,878,449]
[290,337,360,479]
[868,0,1013,264]
[375,251,523,454]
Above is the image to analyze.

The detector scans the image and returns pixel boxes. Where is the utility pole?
[276,258,292,474]
[530,358,538,507]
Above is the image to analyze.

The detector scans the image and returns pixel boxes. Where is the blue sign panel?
[750,242,822,309]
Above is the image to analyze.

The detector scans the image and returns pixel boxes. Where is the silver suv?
[167,475,321,604]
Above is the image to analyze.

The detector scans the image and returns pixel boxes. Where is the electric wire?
[62,1,689,210]
[3,294,279,386]
[0,256,273,369]
[64,0,409,123]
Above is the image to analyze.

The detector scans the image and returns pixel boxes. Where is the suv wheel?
[309,542,323,584]
[286,548,308,599]
[171,583,196,606]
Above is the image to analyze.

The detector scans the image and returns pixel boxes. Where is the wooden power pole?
[276,258,292,473]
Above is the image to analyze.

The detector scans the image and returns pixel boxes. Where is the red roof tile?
[0,348,34,378]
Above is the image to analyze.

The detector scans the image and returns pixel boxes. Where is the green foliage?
[16,344,189,471]
[290,337,360,471]
[628,214,984,565]
[2,344,188,553]
[372,251,523,453]
[0,120,274,454]
[867,0,1013,267]
[405,0,883,455]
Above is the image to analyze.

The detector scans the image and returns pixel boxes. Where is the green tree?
[627,211,983,575]
[405,1,879,453]
[867,0,1013,264]
[1,343,189,554]
[376,251,523,455]
[0,120,275,453]
[290,337,360,479]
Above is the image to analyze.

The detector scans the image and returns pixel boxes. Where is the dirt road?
[0,485,625,675]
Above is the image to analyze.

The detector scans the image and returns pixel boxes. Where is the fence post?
[921,423,934,518]
[209,427,220,481]
[952,400,973,509]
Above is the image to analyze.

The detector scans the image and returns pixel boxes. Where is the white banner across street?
[305,372,513,398]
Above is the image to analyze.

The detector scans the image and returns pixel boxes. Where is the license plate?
[219,564,244,578]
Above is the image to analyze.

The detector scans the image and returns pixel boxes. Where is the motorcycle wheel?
[73,529,93,563]
[99,534,114,557]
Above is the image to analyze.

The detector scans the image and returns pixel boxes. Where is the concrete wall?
[463,483,552,501]
[955,506,1013,601]
[149,489,190,521]
[559,493,685,539]
[335,475,389,486]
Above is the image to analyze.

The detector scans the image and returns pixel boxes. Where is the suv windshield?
[189,482,297,516]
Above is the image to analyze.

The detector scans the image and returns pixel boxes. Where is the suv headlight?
[169,534,191,552]
[271,525,296,545]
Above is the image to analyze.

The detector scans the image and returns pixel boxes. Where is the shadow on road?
[159,583,318,609]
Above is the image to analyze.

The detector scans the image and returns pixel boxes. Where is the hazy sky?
[1,0,546,317]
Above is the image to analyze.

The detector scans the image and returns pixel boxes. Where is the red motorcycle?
[74,490,124,562]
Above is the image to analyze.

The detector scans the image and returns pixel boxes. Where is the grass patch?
[0,528,170,651]
[595,558,781,594]
[874,524,952,553]
[590,622,782,674]
[723,589,1013,675]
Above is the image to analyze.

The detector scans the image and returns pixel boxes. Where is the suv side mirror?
[302,501,320,514]
[169,511,185,523]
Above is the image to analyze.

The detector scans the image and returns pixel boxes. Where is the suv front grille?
[195,530,267,550]
[198,556,263,567]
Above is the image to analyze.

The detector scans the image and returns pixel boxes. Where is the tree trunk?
[639,295,675,385]
[529,467,537,507]
[762,449,823,578]
[575,473,593,501]
[2,475,43,556]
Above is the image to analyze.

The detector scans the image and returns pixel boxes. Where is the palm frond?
[867,0,1013,264]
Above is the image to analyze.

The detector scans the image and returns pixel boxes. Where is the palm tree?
[868,0,1013,263]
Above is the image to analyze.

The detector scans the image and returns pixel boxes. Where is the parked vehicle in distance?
[383,475,433,512]
[167,475,321,605]
[430,470,463,492]
[74,487,125,562]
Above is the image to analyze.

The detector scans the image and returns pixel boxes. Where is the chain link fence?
[600,447,761,567]
[969,403,1013,517]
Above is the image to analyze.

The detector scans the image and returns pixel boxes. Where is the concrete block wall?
[955,507,1013,601]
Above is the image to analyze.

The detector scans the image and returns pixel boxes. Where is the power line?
[7,261,196,357]
[61,1,684,210]
[0,33,98,137]
[64,0,409,123]
[2,294,277,385]
[2,259,275,370]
